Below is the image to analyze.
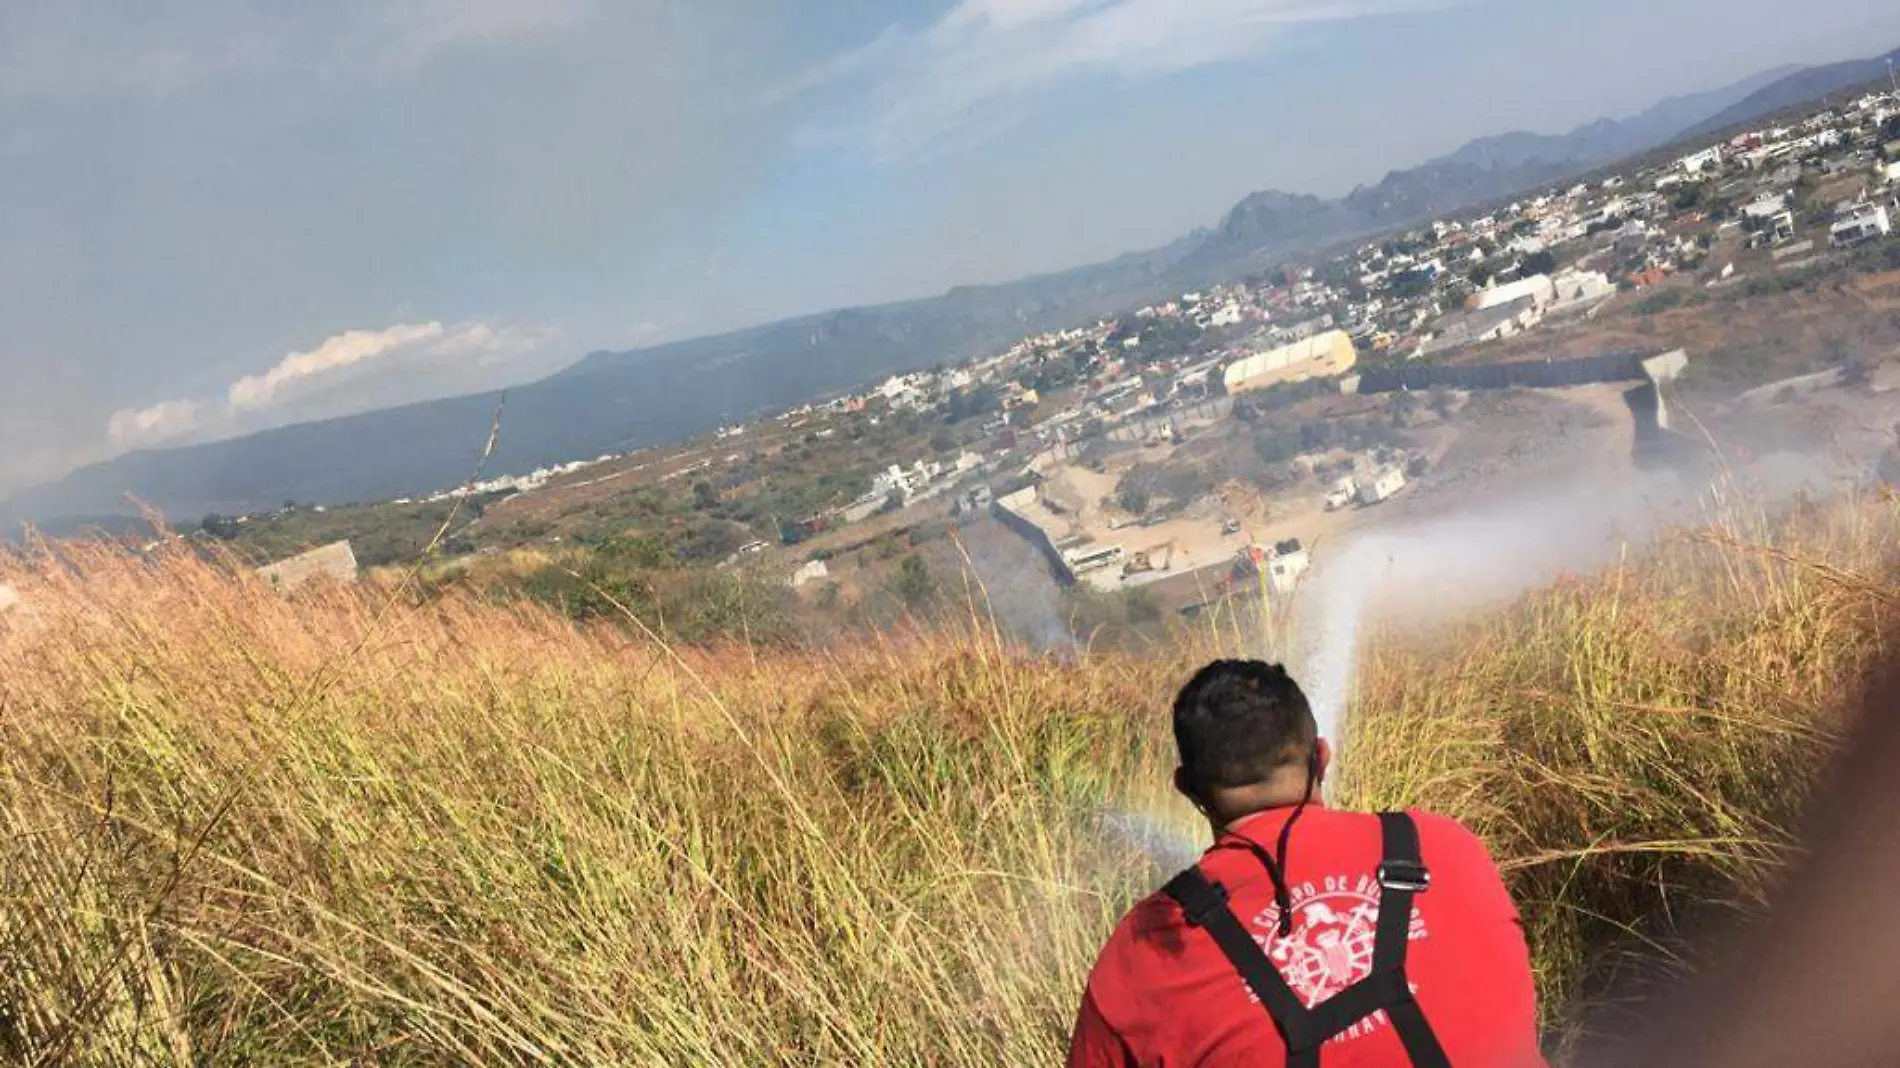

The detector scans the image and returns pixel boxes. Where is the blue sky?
[3,0,1899,493]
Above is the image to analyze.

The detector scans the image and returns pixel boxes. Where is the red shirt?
[1069,804,1542,1067]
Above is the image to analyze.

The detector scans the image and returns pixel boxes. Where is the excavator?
[1122,540,1175,578]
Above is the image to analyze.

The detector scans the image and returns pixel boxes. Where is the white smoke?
[105,398,202,449]
[228,322,448,412]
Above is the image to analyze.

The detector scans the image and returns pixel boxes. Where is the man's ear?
[1173,766,1205,813]
[1315,738,1333,784]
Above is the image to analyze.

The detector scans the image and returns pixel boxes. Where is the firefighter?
[1067,660,1542,1067]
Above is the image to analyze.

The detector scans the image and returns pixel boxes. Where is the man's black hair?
[1172,659,1317,791]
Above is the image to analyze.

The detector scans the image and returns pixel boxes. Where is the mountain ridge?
[1684,49,1900,138]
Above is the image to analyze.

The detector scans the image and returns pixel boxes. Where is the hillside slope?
[1,493,1890,1061]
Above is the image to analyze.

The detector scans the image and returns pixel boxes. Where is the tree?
[199,513,239,540]
[1384,271,1434,300]
[945,384,1001,423]
[1118,483,1152,516]
[1254,431,1299,465]
[600,533,675,569]
[1519,250,1557,276]
[692,480,718,511]
[929,428,960,453]
[890,555,938,608]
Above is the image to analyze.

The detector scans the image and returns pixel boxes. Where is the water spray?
[1100,805,1206,872]
[1293,563,1373,763]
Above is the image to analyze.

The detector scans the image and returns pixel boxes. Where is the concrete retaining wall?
[256,541,359,592]
[1353,351,1654,394]
[991,489,1076,588]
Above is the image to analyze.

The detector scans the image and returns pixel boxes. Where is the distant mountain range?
[1684,48,1900,138]
[1440,66,1804,171]
[8,47,1895,526]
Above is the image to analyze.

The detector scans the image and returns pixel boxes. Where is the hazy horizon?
[5,0,1900,495]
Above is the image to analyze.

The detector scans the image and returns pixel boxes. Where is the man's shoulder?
[1392,808,1514,898]
[1325,806,1499,876]
[1404,808,1496,856]
[1394,806,1466,832]
[1304,806,1488,851]
[1112,883,1189,950]
[1088,876,1198,979]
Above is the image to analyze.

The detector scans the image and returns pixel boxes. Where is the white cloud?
[797,0,1446,161]
[106,399,201,450]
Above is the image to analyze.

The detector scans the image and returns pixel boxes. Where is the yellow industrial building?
[1222,329,1359,394]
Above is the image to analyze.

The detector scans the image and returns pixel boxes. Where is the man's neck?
[1216,782,1322,832]
[1221,794,1324,833]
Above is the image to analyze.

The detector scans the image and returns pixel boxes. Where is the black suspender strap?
[1374,812,1452,1068]
[1162,868,1320,1056]
[1160,811,1453,1068]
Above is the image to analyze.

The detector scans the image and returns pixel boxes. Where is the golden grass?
[1339,493,1895,1048]
[2,491,1896,1064]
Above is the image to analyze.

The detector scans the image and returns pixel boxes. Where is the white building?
[877,374,928,409]
[1741,193,1789,221]
[1471,274,1555,312]
[1832,204,1893,248]
[791,560,830,589]
[1548,269,1616,313]
[1223,330,1358,394]
[872,464,914,500]
[1678,146,1723,175]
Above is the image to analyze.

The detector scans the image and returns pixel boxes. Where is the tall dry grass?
[1339,492,1896,1046]
[2,492,1895,1064]
[1,539,1191,1065]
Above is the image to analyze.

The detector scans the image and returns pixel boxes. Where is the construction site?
[991,347,1698,617]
